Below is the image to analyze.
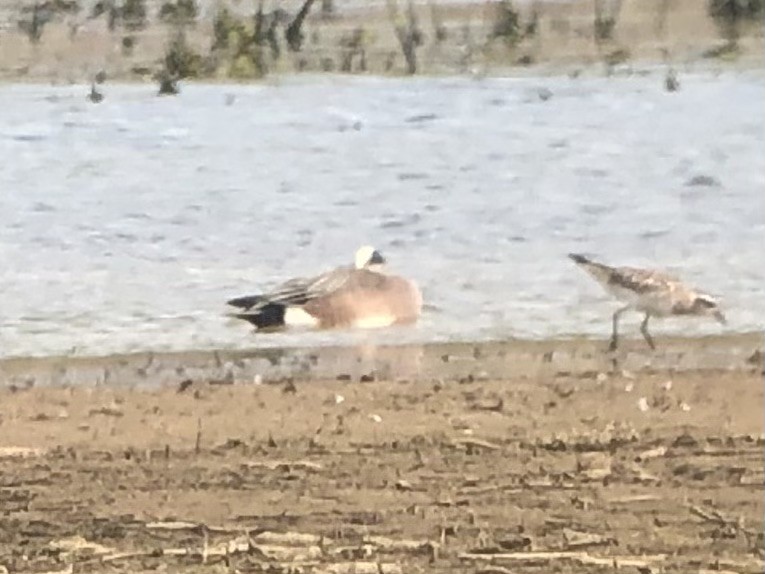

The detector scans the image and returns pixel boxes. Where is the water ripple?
[0,72,763,358]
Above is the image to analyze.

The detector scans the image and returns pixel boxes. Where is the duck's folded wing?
[273,266,357,303]
[229,266,355,311]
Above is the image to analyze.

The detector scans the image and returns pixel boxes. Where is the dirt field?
[1,364,763,573]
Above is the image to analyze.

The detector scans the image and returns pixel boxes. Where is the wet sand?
[1,336,763,573]
[1,332,762,388]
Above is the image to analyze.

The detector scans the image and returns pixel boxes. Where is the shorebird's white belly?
[634,293,676,316]
[606,285,642,305]
[606,285,675,316]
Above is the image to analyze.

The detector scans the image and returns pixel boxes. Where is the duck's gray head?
[354,245,386,269]
[692,294,727,325]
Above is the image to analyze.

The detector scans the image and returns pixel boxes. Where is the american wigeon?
[228,246,422,331]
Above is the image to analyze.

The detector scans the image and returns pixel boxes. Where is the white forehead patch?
[354,245,376,269]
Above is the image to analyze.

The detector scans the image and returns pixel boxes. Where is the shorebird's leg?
[640,313,656,350]
[609,306,630,352]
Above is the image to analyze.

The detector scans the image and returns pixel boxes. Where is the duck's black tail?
[230,302,286,330]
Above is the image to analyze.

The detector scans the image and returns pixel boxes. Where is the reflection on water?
[0,71,763,358]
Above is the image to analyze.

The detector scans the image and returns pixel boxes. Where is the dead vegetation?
[386,0,423,74]
[0,368,762,573]
[3,0,763,83]
[17,0,80,44]
[707,0,764,50]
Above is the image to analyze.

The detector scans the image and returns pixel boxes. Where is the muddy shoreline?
[1,332,762,389]
[1,332,763,572]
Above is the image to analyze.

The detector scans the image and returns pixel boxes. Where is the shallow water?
[1,71,763,359]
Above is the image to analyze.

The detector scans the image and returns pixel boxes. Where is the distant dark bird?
[88,83,104,103]
[664,69,680,92]
[569,253,726,351]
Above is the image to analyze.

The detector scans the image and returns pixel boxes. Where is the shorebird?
[569,253,726,351]
[227,246,422,331]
